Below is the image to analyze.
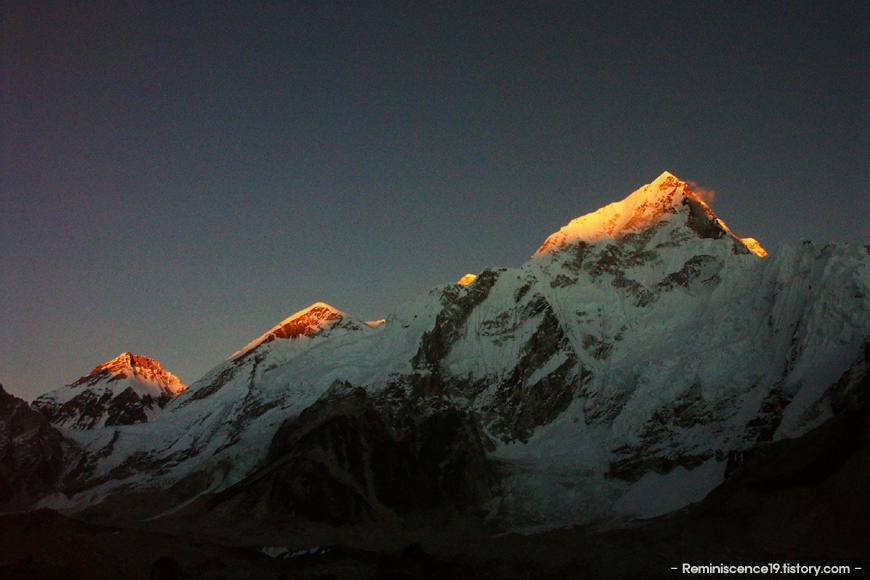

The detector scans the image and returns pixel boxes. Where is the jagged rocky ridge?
[32,352,187,430]
[13,172,870,535]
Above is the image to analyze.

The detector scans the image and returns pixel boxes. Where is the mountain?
[27,173,870,547]
[0,385,86,510]
[534,171,766,257]
[230,302,372,359]
[32,352,186,429]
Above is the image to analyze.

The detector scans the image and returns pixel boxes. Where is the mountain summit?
[89,352,186,392]
[231,302,369,359]
[534,172,766,257]
[32,353,186,429]
[167,302,374,415]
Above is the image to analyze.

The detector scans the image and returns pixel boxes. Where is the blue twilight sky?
[2,1,868,400]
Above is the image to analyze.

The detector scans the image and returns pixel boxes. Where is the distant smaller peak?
[69,352,186,396]
[231,302,368,359]
[288,303,351,327]
[275,302,348,332]
[458,274,477,285]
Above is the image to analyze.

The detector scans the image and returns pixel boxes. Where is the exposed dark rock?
[33,389,110,428]
[484,304,582,442]
[104,388,151,426]
[731,239,752,254]
[608,384,733,481]
[205,385,498,525]
[184,362,244,403]
[35,387,171,429]
[684,196,728,239]
[745,384,794,442]
[412,269,502,371]
[549,273,577,288]
[513,280,533,303]
[558,241,591,275]
[581,334,613,360]
[657,255,721,291]
[0,385,82,509]
[582,385,633,426]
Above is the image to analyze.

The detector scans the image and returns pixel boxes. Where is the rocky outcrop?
[0,385,80,509]
[206,383,497,524]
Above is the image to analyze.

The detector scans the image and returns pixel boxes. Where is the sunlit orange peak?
[231,302,347,358]
[740,237,768,257]
[532,171,771,258]
[534,172,693,256]
[458,274,477,285]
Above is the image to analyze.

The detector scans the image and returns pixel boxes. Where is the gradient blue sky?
[3,1,868,400]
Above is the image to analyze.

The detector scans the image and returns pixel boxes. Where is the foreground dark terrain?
[3,387,867,579]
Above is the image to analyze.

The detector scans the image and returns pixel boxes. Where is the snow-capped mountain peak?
[32,353,186,429]
[85,352,186,395]
[534,172,766,257]
[19,172,868,542]
[231,302,368,359]
[72,352,186,397]
[740,237,768,257]
[96,351,141,372]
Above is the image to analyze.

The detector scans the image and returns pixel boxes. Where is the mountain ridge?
[8,173,868,545]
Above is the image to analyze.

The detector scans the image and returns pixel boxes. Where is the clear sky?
[2,1,868,400]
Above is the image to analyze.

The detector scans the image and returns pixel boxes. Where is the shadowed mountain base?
[4,392,867,579]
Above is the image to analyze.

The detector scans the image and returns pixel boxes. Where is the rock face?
[26,173,870,534]
[32,352,186,429]
[0,385,82,509]
[206,382,496,525]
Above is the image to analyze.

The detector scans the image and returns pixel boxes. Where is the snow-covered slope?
[44,173,870,531]
[32,353,186,429]
[74,303,382,491]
